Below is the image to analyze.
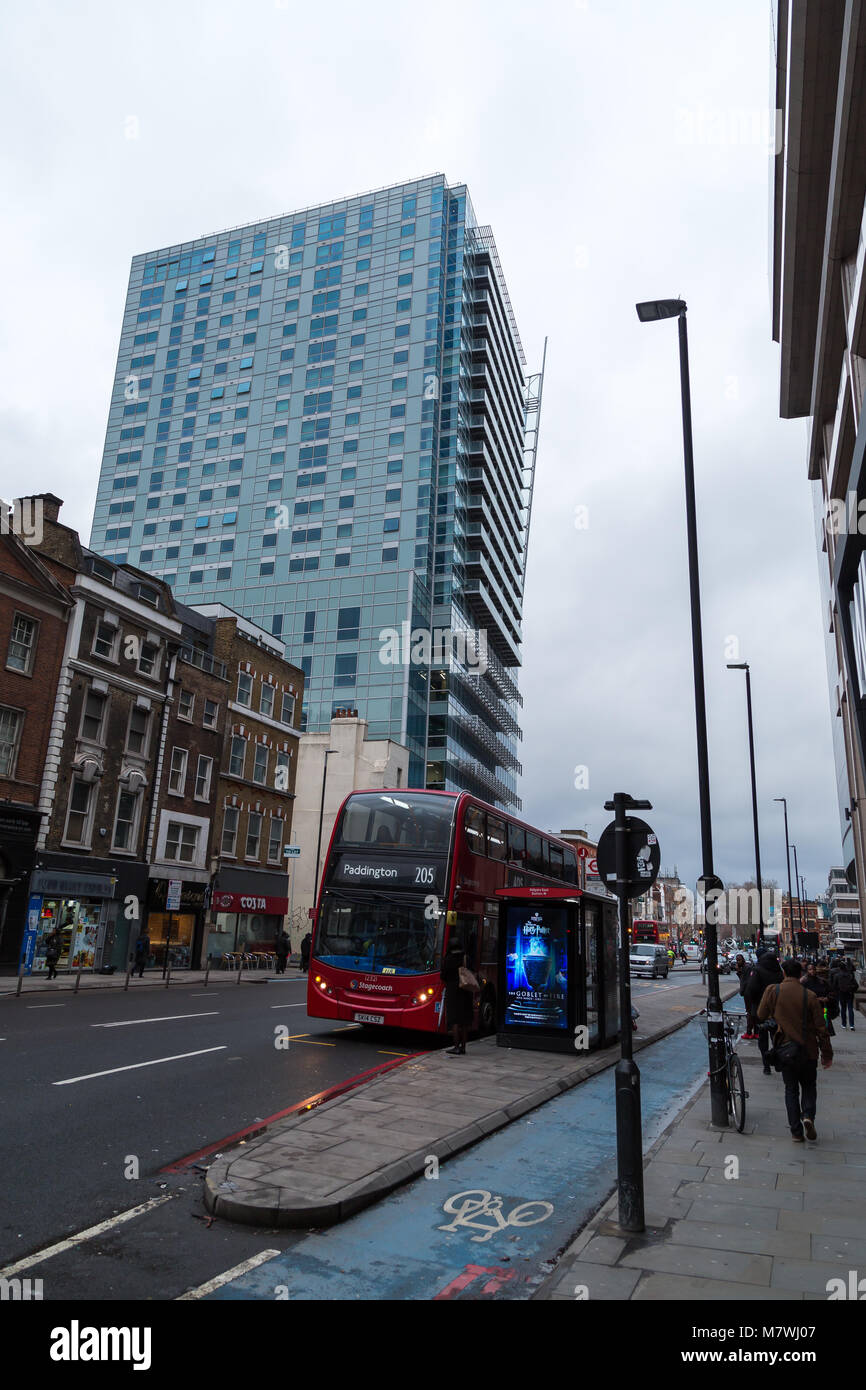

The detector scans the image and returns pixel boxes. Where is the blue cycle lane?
[207,1016,719,1301]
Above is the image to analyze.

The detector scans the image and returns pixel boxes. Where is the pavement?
[203,971,726,1227]
[535,998,866,1301]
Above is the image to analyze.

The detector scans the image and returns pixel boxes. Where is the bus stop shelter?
[495,886,621,1054]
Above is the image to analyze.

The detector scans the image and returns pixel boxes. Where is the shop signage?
[283,845,301,858]
[166,880,183,911]
[0,809,41,839]
[30,871,116,899]
[149,879,207,911]
[211,892,289,914]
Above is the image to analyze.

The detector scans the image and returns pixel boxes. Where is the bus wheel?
[479,990,497,1035]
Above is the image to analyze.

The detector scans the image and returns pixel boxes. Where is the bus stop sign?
[596,816,660,900]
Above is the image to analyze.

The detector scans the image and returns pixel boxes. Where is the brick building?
[0,521,72,965]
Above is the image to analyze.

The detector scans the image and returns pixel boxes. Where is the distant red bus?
[632,919,670,945]
[306,790,579,1035]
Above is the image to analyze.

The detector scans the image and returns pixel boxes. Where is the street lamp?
[773,797,795,950]
[792,843,804,942]
[636,296,727,1128]
[727,662,765,945]
[313,749,339,916]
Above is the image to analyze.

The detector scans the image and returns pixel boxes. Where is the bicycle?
[698,1007,748,1131]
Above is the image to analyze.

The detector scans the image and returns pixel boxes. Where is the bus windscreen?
[315,893,442,975]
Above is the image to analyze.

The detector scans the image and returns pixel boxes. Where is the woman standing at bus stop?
[441,936,473,1055]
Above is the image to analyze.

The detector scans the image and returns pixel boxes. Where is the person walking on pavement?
[804,959,836,1037]
[744,948,783,1066]
[300,931,312,973]
[274,930,290,975]
[830,955,858,1030]
[440,935,473,1055]
[758,957,833,1142]
[133,931,150,978]
[44,928,62,980]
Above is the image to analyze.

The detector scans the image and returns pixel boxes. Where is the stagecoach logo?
[361,977,394,991]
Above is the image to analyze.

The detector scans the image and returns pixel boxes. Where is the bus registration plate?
[354,1012,385,1025]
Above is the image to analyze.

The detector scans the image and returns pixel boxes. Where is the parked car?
[629,944,670,979]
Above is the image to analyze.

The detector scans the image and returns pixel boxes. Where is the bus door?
[480,901,499,983]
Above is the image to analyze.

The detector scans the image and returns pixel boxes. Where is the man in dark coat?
[44,928,62,980]
[830,956,858,1030]
[300,932,312,973]
[274,931,290,975]
[744,949,783,1073]
[758,958,833,1141]
[133,932,150,978]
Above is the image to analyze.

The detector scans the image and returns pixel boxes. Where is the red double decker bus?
[631,919,670,946]
[306,789,580,1035]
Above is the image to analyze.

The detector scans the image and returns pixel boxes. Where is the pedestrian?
[440,935,474,1055]
[757,957,833,1142]
[133,931,150,978]
[44,928,62,980]
[300,931,312,973]
[274,930,290,975]
[744,948,783,1065]
[680,946,687,965]
[804,959,835,1037]
[830,955,858,1031]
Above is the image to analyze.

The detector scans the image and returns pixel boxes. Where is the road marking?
[53,1046,227,1085]
[176,1249,281,1300]
[335,1024,361,1031]
[26,1004,67,1009]
[0,1196,176,1278]
[91,1012,220,1028]
[289,1036,335,1046]
[378,1050,410,1056]
[270,1003,307,1009]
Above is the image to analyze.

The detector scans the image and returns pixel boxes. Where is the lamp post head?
[635,299,687,323]
[726,662,748,670]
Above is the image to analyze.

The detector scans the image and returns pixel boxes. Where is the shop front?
[145,877,208,971]
[27,859,149,974]
[0,805,42,969]
[207,868,289,964]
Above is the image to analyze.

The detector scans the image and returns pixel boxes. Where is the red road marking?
[433,1264,519,1300]
[159,1051,424,1172]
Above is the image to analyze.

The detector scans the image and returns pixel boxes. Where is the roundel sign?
[596,817,660,900]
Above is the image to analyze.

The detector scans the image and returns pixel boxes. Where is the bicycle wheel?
[728,1052,747,1132]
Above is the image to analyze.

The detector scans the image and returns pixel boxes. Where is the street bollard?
[165,955,172,988]
[73,960,84,994]
[124,957,132,991]
[237,955,243,986]
[203,954,211,988]
[15,961,25,997]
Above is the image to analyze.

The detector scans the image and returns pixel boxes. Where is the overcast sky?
[0,0,839,898]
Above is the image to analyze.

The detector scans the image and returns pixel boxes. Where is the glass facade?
[90,176,532,810]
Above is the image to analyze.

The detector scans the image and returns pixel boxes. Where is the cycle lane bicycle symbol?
[438,1189,554,1243]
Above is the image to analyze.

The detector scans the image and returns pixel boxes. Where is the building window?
[281,692,295,725]
[7,613,39,674]
[194,755,213,801]
[0,706,22,777]
[64,779,94,846]
[245,811,262,859]
[126,706,151,757]
[260,684,275,719]
[229,735,246,777]
[237,671,253,706]
[268,817,283,864]
[168,747,188,794]
[92,620,118,661]
[80,690,107,742]
[112,790,140,852]
[337,607,360,641]
[203,699,219,729]
[138,641,160,677]
[221,806,239,856]
[253,743,269,785]
[178,689,194,721]
[165,821,198,863]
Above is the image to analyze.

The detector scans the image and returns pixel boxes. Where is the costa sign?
[212,892,289,914]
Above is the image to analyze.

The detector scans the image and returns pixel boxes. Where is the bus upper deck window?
[525,833,544,874]
[486,814,507,862]
[507,824,526,864]
[548,843,564,877]
[465,805,486,854]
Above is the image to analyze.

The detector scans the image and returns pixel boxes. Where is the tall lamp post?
[773,797,795,951]
[727,662,765,946]
[636,297,727,1127]
[792,843,804,943]
[313,749,338,918]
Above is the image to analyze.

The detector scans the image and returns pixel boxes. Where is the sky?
[0,0,840,898]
